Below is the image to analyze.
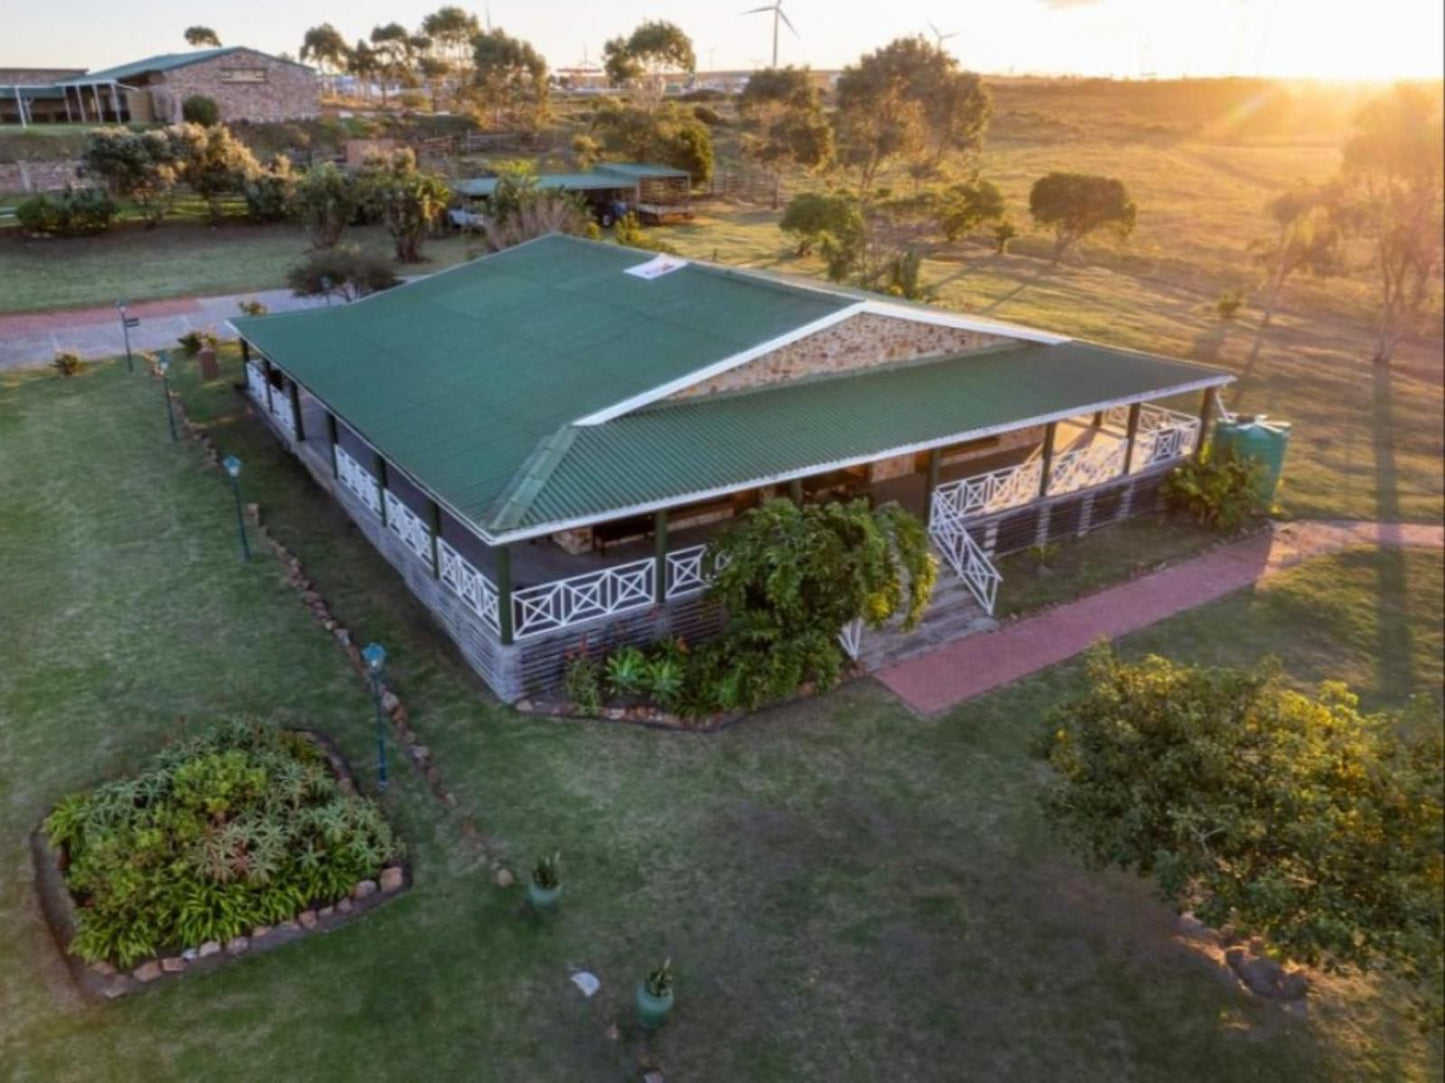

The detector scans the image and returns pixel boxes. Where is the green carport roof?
[234,234,854,533]
[508,341,1231,534]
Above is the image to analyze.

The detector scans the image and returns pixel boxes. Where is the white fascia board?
[857,300,1070,345]
[490,373,1234,545]
[571,303,866,426]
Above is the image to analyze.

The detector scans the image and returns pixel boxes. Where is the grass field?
[1,352,1440,1080]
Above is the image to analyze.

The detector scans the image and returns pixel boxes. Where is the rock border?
[31,728,410,1002]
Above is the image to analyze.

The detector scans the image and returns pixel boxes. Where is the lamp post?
[156,350,177,441]
[222,455,250,561]
[116,299,139,373]
[362,642,388,791]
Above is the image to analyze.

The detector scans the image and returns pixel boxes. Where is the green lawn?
[1,355,1440,1080]
[0,217,480,314]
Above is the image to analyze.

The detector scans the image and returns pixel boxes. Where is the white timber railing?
[512,556,657,640]
[664,544,709,598]
[1047,440,1127,497]
[926,503,1002,615]
[437,539,501,634]
[384,492,435,572]
[1103,403,1201,469]
[931,460,1043,521]
[335,446,382,516]
[246,362,269,409]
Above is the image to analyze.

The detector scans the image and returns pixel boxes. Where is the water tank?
[1213,414,1291,503]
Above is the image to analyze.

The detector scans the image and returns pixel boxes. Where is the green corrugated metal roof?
[452,173,634,198]
[75,47,312,84]
[234,234,854,532]
[595,162,691,180]
[512,342,1230,531]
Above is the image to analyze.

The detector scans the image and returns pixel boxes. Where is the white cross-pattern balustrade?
[926,502,1002,615]
[335,445,382,516]
[664,544,709,598]
[437,539,501,634]
[931,460,1043,521]
[246,362,270,410]
[511,557,658,640]
[1103,403,1201,468]
[383,492,435,572]
[1046,440,1127,497]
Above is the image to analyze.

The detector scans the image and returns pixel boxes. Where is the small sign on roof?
[623,254,688,280]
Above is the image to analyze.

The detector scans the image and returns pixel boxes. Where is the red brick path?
[877,520,1445,714]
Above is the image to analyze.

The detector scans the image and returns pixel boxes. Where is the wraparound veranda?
[235,234,1231,702]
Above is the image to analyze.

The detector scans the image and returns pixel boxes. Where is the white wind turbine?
[927,21,959,50]
[742,1,798,69]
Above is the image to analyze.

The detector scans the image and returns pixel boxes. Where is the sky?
[4,0,1442,81]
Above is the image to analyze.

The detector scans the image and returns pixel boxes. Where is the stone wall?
[148,49,319,123]
[669,313,1009,401]
[0,159,81,193]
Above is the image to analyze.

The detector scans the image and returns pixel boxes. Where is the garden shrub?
[242,155,297,223]
[52,351,82,377]
[177,329,220,355]
[286,246,400,302]
[182,94,220,127]
[16,187,117,236]
[1162,453,1269,530]
[562,653,603,716]
[44,718,402,968]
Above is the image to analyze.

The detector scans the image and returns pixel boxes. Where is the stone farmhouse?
[1,47,318,125]
[234,234,1233,702]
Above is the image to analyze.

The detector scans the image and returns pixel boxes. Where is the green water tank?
[1212,414,1291,503]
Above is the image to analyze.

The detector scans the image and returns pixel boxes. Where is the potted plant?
[635,957,674,1030]
[527,852,561,911]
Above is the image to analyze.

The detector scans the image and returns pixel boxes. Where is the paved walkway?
[0,287,329,370]
[877,520,1445,714]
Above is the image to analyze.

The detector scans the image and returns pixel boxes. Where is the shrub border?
[30,728,410,1001]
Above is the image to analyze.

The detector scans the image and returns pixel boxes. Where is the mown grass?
[0,217,480,314]
[1,355,1440,1081]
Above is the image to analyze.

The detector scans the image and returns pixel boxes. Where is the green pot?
[635,983,674,1030]
[526,881,561,912]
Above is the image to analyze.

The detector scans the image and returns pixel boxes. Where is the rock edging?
[31,729,409,1001]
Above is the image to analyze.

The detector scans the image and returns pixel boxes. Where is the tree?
[242,154,296,223]
[1338,84,1444,366]
[348,40,381,101]
[369,22,416,103]
[779,190,865,280]
[471,28,549,131]
[81,128,185,227]
[696,498,937,708]
[362,150,451,262]
[589,101,713,182]
[291,163,359,248]
[1247,184,1343,356]
[834,37,990,190]
[738,67,833,175]
[300,24,350,77]
[286,246,399,302]
[172,122,259,225]
[603,20,695,87]
[477,173,596,251]
[184,26,221,48]
[1028,172,1137,264]
[936,175,1006,241]
[421,6,481,77]
[1040,648,1443,1022]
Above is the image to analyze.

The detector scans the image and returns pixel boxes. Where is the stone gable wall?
[149,50,319,123]
[668,313,1009,401]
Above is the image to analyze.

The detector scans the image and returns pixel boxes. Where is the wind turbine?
[742,1,797,69]
[927,21,959,50]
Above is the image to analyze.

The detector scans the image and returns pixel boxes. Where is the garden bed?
[31,721,409,1000]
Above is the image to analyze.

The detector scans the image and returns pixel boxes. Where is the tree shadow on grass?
[1371,360,1415,700]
